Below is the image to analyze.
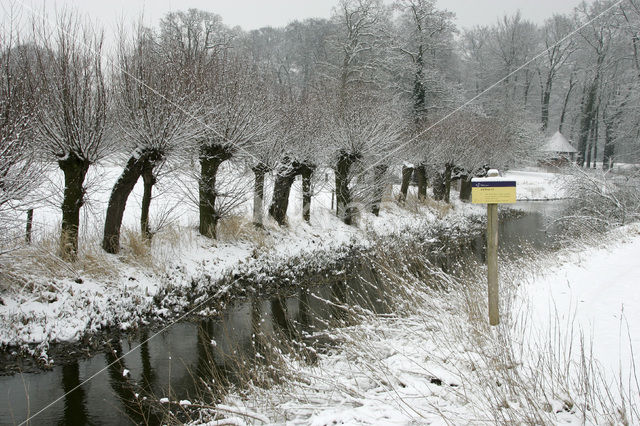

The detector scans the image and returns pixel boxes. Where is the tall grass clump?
[185,233,638,425]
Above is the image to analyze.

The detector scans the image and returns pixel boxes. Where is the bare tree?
[537,14,576,132]
[102,25,200,253]
[329,0,390,101]
[327,94,403,224]
[156,9,265,239]
[0,11,41,249]
[266,95,326,226]
[574,0,616,167]
[195,56,273,237]
[423,108,539,202]
[31,12,111,260]
[392,0,457,117]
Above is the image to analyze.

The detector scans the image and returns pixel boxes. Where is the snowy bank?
[188,223,640,425]
[0,194,483,363]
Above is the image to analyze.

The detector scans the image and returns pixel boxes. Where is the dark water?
[0,201,566,425]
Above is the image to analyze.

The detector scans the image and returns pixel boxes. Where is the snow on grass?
[0,166,485,355]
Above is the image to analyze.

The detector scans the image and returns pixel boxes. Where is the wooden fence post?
[487,203,499,325]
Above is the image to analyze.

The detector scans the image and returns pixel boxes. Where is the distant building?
[541,131,577,165]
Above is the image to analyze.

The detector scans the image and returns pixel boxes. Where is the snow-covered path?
[526,224,640,386]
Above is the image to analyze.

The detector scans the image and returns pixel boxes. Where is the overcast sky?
[12,0,585,34]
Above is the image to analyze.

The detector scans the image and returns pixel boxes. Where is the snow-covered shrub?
[560,166,640,232]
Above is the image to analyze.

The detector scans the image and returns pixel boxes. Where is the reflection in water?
[0,201,567,425]
[139,331,155,393]
[60,362,90,426]
[195,318,228,399]
[297,289,311,330]
[105,339,159,425]
[271,296,292,339]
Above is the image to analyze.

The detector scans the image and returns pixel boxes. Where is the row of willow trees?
[1,0,638,260]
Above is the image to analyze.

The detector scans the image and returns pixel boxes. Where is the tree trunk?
[591,111,599,169]
[444,163,453,203]
[103,149,162,254]
[199,144,232,238]
[399,165,414,203]
[102,156,144,254]
[541,74,553,132]
[558,74,575,134]
[413,46,425,116]
[300,164,315,223]
[432,170,446,201]
[335,151,358,225]
[603,115,615,171]
[586,122,594,168]
[140,160,156,241]
[415,164,427,201]
[59,154,90,260]
[252,164,267,228]
[577,64,601,167]
[459,176,472,202]
[268,159,299,226]
[371,164,388,216]
[25,209,33,244]
[523,69,532,108]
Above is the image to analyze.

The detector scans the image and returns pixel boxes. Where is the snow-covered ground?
[0,164,486,355]
[525,224,640,391]
[3,164,638,423]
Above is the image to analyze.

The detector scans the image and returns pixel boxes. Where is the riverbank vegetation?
[174,224,640,425]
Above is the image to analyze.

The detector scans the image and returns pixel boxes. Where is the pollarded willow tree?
[32,13,112,260]
[266,94,328,226]
[238,19,336,227]
[322,0,406,223]
[194,56,273,238]
[102,26,200,253]
[156,9,266,239]
[418,107,540,203]
[327,93,403,224]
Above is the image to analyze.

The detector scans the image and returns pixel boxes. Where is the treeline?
[0,0,638,260]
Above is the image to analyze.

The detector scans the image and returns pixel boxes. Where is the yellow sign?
[471,178,516,204]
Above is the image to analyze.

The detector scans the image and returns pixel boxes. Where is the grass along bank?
[182,223,640,425]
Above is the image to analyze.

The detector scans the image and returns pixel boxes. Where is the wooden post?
[487,203,499,325]
[26,209,34,244]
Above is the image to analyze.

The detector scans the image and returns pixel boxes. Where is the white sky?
[12,0,585,34]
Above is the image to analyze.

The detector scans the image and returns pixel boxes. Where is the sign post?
[471,170,516,326]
